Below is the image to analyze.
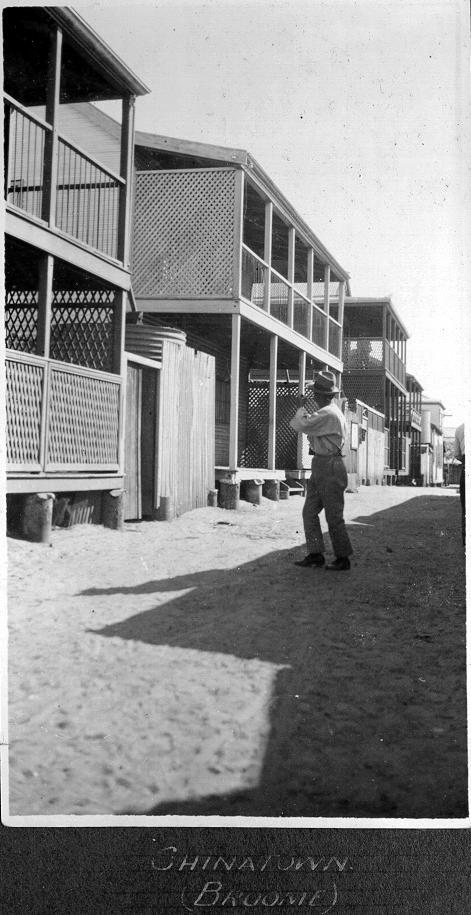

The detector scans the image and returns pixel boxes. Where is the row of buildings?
[4,7,449,533]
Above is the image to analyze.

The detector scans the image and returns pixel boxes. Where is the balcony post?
[4,103,11,199]
[307,248,314,340]
[382,305,387,369]
[297,350,306,468]
[263,200,273,313]
[229,313,241,469]
[37,254,53,359]
[42,26,62,225]
[113,289,127,375]
[117,94,136,266]
[268,334,278,470]
[287,228,295,328]
[233,169,244,299]
[114,290,128,477]
[324,264,330,351]
[338,279,345,360]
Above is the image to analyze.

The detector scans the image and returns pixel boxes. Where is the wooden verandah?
[131,138,350,496]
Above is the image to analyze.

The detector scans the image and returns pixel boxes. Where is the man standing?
[454,422,465,545]
[290,371,353,571]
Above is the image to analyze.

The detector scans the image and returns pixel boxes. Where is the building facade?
[341,297,408,480]
[130,131,351,498]
[420,398,445,486]
[4,7,148,528]
[406,373,423,483]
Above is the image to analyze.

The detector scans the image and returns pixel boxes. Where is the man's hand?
[295,394,308,408]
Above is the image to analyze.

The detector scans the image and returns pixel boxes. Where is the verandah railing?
[385,341,406,387]
[6,350,121,472]
[343,336,406,387]
[4,95,123,260]
[241,244,336,352]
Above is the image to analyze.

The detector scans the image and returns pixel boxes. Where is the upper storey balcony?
[131,134,350,369]
[342,298,408,390]
[3,7,148,276]
[406,373,423,431]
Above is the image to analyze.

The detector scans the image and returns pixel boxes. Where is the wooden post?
[263,200,273,313]
[114,291,128,477]
[324,264,330,352]
[338,279,345,366]
[4,104,10,199]
[287,227,295,328]
[233,170,244,299]
[307,248,314,340]
[382,304,387,368]
[42,26,62,225]
[268,334,278,470]
[112,289,127,375]
[117,94,136,266]
[229,313,241,469]
[37,254,53,358]
[297,350,306,468]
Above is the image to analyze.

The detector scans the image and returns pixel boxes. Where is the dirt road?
[6,484,467,819]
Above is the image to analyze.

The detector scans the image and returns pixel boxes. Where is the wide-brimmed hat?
[309,370,339,395]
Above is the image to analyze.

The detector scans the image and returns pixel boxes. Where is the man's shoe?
[325,557,351,571]
[294,553,325,568]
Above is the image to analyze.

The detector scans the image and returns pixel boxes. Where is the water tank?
[125,323,186,362]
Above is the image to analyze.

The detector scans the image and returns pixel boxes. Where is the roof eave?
[343,297,409,338]
[47,7,150,96]
[135,130,249,164]
[244,154,350,287]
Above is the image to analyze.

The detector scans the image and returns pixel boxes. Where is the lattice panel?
[343,337,384,370]
[46,370,120,467]
[239,382,317,469]
[274,384,299,468]
[342,374,384,412]
[132,170,236,297]
[239,382,268,467]
[5,289,39,354]
[6,358,43,466]
[50,289,115,371]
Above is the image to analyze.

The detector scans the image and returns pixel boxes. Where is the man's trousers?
[303,454,353,558]
[460,456,465,545]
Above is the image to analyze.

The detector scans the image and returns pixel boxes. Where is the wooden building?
[130,130,351,502]
[4,8,148,531]
[420,398,445,486]
[341,298,409,481]
[343,400,385,488]
[406,373,423,483]
[29,103,351,512]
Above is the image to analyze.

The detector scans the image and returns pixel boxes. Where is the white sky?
[78,0,470,424]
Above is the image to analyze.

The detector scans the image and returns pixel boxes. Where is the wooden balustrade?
[6,350,122,473]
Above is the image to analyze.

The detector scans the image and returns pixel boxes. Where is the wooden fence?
[158,340,215,516]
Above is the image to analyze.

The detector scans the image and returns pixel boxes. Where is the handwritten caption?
[151,846,351,911]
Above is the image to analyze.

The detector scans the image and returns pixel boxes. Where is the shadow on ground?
[83,494,466,818]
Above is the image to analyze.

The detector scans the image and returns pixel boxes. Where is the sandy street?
[6,484,467,819]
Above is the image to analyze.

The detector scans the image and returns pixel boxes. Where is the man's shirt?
[454,423,465,460]
[290,400,346,455]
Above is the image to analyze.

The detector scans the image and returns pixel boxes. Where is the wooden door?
[140,367,158,517]
[125,361,160,521]
[124,363,142,520]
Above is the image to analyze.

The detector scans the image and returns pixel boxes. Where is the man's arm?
[290,406,331,434]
